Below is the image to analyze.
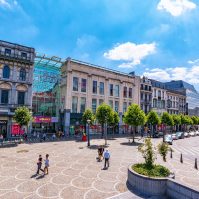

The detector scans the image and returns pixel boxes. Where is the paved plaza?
[0,136,199,199]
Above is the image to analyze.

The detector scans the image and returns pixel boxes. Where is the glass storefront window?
[80,97,86,113]
[115,85,119,97]
[123,86,127,98]
[73,77,78,91]
[99,99,104,105]
[99,82,104,95]
[72,96,78,113]
[115,101,119,112]
[81,78,87,92]
[109,100,113,108]
[109,84,113,96]
[129,88,132,98]
[92,99,97,113]
[93,81,97,94]
[123,102,127,113]
[1,90,9,104]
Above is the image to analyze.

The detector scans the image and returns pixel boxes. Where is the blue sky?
[1,0,199,88]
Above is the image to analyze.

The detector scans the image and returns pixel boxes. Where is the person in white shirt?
[103,150,110,169]
[44,154,49,175]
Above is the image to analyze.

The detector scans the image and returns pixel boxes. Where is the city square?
[1,136,199,199]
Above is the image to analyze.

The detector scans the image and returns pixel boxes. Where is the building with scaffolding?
[32,54,65,133]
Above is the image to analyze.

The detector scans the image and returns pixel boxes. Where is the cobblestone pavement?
[0,136,199,199]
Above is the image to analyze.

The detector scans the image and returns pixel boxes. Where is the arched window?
[3,65,10,79]
[19,68,26,81]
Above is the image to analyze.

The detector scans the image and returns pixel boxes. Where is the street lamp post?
[87,119,91,147]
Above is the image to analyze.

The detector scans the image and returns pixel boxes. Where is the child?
[44,154,49,175]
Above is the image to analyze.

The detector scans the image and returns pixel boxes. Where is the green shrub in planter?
[132,163,170,177]
[158,142,169,162]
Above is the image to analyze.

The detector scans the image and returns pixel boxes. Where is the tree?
[191,116,198,128]
[181,115,193,131]
[146,111,160,136]
[110,111,120,134]
[172,114,181,131]
[96,103,114,140]
[138,138,156,167]
[158,142,170,162]
[82,109,95,125]
[14,106,32,134]
[161,112,174,141]
[123,104,146,142]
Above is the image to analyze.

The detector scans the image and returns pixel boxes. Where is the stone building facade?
[140,77,152,114]
[0,40,35,138]
[61,58,140,132]
[150,79,187,115]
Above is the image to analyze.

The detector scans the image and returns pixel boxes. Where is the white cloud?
[157,0,196,16]
[0,0,11,8]
[104,42,156,68]
[143,63,199,85]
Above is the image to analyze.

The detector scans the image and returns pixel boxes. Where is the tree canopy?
[172,114,181,126]
[161,112,174,126]
[110,111,120,126]
[82,109,95,125]
[123,104,146,127]
[191,116,199,125]
[96,103,114,125]
[14,106,32,127]
[181,115,193,125]
[147,110,160,126]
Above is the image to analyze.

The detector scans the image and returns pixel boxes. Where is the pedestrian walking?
[103,149,110,169]
[36,155,44,175]
[97,145,104,162]
[44,154,49,175]
[43,133,46,141]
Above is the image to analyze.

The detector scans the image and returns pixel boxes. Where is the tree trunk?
[133,126,135,143]
[101,124,104,138]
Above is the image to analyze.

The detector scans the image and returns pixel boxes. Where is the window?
[92,99,97,113]
[115,85,119,97]
[80,97,86,113]
[141,93,143,100]
[115,101,119,112]
[149,86,151,91]
[158,90,161,97]
[109,100,113,108]
[99,82,104,95]
[129,88,132,98]
[72,96,78,113]
[145,94,147,101]
[1,90,9,104]
[141,84,143,90]
[109,84,113,96]
[93,81,97,94]
[5,48,11,56]
[73,77,78,91]
[145,85,148,90]
[123,87,127,98]
[19,68,26,81]
[154,89,156,97]
[123,102,127,113]
[18,91,25,105]
[99,99,104,105]
[21,52,27,59]
[81,79,87,92]
[3,65,10,79]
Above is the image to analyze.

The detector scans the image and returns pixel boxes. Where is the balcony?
[0,51,33,64]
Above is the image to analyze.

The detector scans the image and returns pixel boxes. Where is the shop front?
[0,120,7,138]
[32,116,58,134]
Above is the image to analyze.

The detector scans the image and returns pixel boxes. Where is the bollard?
[195,158,198,170]
[170,149,173,159]
[180,153,183,163]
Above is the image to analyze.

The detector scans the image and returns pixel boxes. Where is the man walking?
[36,155,44,175]
[103,149,110,169]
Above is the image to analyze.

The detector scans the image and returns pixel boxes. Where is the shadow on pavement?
[120,142,142,146]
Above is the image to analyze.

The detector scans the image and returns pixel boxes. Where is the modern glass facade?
[165,80,198,115]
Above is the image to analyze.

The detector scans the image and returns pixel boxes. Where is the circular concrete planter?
[127,165,168,196]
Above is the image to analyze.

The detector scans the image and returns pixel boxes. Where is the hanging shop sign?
[33,116,58,123]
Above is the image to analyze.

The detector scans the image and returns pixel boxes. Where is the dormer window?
[5,49,11,56]
[21,52,27,59]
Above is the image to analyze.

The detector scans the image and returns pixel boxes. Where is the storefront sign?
[0,120,7,125]
[11,124,24,135]
[33,116,58,123]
